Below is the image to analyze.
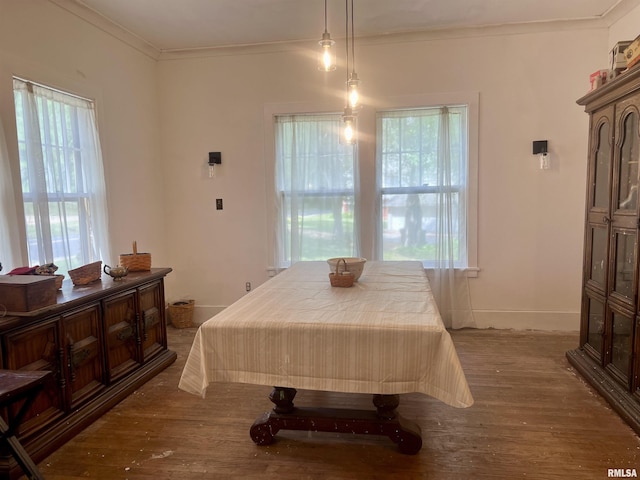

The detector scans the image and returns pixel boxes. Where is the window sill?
[269,265,479,278]
[423,265,479,278]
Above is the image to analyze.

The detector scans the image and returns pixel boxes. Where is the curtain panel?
[375,106,475,329]
[0,115,22,271]
[274,113,359,267]
[13,78,111,275]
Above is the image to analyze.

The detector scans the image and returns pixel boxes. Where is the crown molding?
[602,0,640,26]
[157,18,609,61]
[47,0,161,60]
[47,0,632,62]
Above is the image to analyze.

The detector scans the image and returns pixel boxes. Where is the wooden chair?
[0,370,52,480]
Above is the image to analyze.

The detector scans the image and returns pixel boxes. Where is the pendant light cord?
[345,0,350,85]
[324,0,328,34]
[350,0,355,74]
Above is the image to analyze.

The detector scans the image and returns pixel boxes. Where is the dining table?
[178,260,473,454]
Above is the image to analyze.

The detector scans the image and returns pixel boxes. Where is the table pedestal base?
[249,387,422,455]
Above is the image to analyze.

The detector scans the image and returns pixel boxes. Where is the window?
[377,106,468,267]
[274,114,358,267]
[13,78,110,275]
[267,93,478,274]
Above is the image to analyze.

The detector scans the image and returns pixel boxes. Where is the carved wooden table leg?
[249,387,423,454]
[269,386,297,413]
[373,394,399,419]
[250,386,296,445]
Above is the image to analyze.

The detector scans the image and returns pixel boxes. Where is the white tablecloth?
[178,261,473,408]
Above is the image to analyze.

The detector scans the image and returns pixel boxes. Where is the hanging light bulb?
[346,0,360,109]
[348,72,360,108]
[318,0,336,71]
[340,0,357,144]
[318,32,336,72]
[342,106,357,144]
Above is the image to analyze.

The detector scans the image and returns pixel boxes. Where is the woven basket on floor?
[329,258,355,288]
[168,300,195,328]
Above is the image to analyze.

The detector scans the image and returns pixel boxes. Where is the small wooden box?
[0,275,57,312]
[625,35,640,69]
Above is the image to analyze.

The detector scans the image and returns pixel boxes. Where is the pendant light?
[318,0,336,71]
[342,106,356,144]
[341,0,358,144]
[346,0,360,109]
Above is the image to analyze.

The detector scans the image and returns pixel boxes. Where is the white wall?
[0,1,619,331]
[158,25,607,330]
[0,0,169,271]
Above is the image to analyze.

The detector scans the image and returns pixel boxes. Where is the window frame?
[273,112,359,266]
[376,105,469,268]
[264,92,479,277]
[12,77,110,275]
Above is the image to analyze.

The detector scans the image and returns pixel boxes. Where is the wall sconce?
[532,140,550,170]
[208,151,221,177]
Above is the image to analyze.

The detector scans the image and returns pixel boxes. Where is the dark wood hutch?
[568,66,640,435]
[0,268,176,478]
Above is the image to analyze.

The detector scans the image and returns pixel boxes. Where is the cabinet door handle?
[143,308,159,341]
[116,324,135,341]
[603,215,611,223]
[67,342,76,383]
[71,347,92,369]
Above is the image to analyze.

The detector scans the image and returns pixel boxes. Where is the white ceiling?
[62,0,633,53]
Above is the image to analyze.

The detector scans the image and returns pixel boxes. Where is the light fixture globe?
[318,32,337,72]
[347,71,360,108]
[317,0,336,72]
[341,106,357,145]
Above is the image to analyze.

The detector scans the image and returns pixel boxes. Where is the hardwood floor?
[31,326,640,479]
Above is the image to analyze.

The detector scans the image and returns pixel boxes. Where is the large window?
[274,114,357,267]
[13,78,110,275]
[377,106,468,266]
[268,94,477,274]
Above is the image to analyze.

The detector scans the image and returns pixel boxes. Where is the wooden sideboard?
[0,268,176,479]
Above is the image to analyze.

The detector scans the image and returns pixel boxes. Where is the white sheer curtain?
[13,78,110,274]
[427,107,476,329]
[0,115,22,272]
[375,106,475,329]
[274,113,359,267]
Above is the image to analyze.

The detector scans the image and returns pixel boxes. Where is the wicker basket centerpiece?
[68,261,102,286]
[119,241,151,272]
[329,258,355,288]
[327,257,366,281]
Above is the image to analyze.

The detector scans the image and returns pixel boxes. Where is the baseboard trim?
[471,310,579,331]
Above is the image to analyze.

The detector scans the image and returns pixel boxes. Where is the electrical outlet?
[216,198,223,210]
[246,282,251,292]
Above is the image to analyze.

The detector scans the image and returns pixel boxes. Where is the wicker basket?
[119,241,151,272]
[329,258,355,288]
[168,300,195,328]
[68,261,102,286]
